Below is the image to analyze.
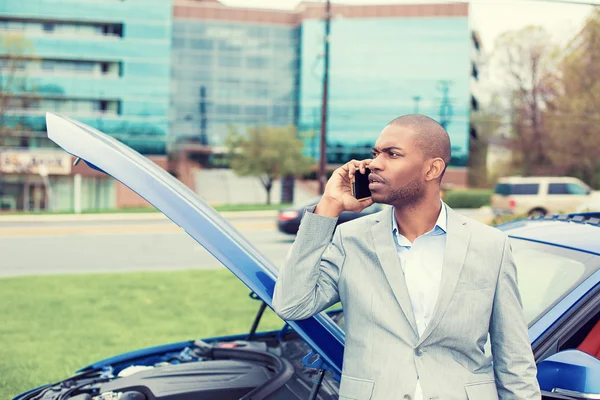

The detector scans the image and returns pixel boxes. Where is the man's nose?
[369,157,383,171]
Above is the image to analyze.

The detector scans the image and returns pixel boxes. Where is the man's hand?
[315,159,374,218]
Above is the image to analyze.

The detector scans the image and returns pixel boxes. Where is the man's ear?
[425,158,445,182]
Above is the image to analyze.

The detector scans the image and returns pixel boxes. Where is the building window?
[0,18,124,38]
[472,62,479,81]
[6,96,120,116]
[272,105,290,119]
[246,56,268,69]
[172,37,185,48]
[218,54,241,68]
[75,62,95,73]
[216,104,241,115]
[245,105,268,118]
[1,57,121,77]
[41,61,54,71]
[103,24,123,37]
[190,38,213,50]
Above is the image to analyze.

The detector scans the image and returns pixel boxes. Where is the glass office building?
[0,0,172,211]
[172,1,474,178]
[171,11,299,148]
[0,0,172,154]
[0,1,477,211]
[298,6,472,167]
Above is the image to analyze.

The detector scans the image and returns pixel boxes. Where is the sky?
[219,0,597,51]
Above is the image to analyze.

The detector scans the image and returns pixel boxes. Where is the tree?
[0,33,37,148]
[226,125,314,205]
[493,26,559,175]
[468,94,504,187]
[544,10,600,188]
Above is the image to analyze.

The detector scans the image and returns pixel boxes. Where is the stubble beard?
[373,175,425,207]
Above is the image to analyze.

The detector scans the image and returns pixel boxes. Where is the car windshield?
[510,238,597,325]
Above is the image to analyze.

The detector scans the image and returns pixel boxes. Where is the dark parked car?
[15,114,600,400]
[277,198,384,235]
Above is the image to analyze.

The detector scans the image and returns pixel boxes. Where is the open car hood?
[45,112,345,375]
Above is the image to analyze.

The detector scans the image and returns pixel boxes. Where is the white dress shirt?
[392,202,447,400]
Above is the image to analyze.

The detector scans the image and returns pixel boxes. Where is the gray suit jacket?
[273,204,541,400]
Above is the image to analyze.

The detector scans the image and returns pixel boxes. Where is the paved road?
[0,207,494,278]
[0,215,295,277]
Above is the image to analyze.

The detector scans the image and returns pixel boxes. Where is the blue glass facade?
[298,17,472,166]
[1,2,472,164]
[171,19,299,146]
[0,0,172,154]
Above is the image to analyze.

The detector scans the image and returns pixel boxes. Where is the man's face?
[368,125,427,206]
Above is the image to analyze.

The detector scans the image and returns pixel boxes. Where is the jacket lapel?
[417,206,471,346]
[371,206,418,336]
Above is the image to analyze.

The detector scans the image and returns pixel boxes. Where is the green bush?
[444,189,493,209]
[490,213,528,226]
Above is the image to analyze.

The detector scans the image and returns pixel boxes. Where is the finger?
[347,162,357,180]
[360,159,374,174]
[359,161,367,175]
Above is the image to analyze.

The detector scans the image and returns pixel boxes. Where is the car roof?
[498,214,600,256]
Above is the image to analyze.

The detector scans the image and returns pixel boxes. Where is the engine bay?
[23,335,340,400]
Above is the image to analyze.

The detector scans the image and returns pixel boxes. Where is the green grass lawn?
[0,270,285,399]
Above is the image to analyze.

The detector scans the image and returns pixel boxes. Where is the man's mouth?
[368,173,385,188]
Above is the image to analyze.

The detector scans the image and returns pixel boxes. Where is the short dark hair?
[387,114,451,178]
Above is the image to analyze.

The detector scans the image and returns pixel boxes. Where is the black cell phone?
[352,167,371,201]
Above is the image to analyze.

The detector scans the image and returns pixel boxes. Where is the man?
[272,115,540,400]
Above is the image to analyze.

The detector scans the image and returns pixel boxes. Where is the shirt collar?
[392,200,448,239]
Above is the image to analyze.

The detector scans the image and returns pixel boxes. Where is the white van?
[491,176,598,216]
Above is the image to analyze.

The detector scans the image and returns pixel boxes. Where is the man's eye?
[390,152,400,157]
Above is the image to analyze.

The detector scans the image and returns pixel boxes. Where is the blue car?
[15,114,600,400]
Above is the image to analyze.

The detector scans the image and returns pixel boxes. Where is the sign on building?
[0,150,72,175]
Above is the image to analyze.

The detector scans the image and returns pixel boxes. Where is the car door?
[530,265,600,400]
[534,284,600,399]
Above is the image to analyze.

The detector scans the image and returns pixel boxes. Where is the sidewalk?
[0,209,279,223]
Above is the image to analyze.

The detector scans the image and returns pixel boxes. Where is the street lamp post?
[413,96,422,114]
[318,0,331,195]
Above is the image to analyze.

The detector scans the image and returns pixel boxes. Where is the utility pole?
[438,80,453,131]
[318,0,331,195]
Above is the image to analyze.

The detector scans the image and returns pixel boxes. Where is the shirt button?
[404,395,411,400]
[415,348,423,357]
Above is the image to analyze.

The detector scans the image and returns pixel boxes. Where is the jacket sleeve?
[272,207,345,320]
[490,235,541,400]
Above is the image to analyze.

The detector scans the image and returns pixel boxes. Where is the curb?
[0,209,279,223]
